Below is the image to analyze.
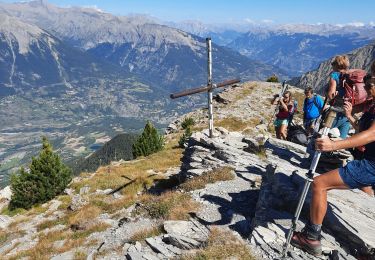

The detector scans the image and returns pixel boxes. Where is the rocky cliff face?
[290,42,375,93]
[0,81,373,259]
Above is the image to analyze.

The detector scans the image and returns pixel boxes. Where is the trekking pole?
[267,80,288,129]
[282,108,337,258]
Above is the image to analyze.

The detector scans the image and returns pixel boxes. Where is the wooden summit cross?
[170,38,240,138]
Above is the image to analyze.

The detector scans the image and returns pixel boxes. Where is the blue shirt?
[330,72,345,97]
[303,95,324,120]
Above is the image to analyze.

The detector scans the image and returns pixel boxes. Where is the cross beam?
[170,38,241,138]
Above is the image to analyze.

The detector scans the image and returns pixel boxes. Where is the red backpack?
[339,69,368,106]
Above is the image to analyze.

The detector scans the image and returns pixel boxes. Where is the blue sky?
[1,0,375,25]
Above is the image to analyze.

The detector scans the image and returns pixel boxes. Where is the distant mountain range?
[0,0,285,93]
[166,21,375,75]
[290,42,375,94]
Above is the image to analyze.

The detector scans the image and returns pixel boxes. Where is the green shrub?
[266,75,279,83]
[132,121,165,158]
[181,117,195,130]
[178,127,192,148]
[9,137,72,210]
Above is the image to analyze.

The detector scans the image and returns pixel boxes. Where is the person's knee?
[312,178,326,192]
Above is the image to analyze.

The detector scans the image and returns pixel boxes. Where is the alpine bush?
[9,137,72,210]
[181,117,195,130]
[132,121,164,158]
[266,75,279,83]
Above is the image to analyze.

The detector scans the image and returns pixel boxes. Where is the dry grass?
[233,84,256,102]
[0,230,8,246]
[91,194,136,214]
[216,117,249,132]
[215,116,262,133]
[11,221,108,259]
[182,227,256,260]
[138,191,199,220]
[71,222,110,240]
[36,216,69,232]
[68,205,101,227]
[74,250,87,260]
[27,204,49,216]
[180,166,235,192]
[1,207,26,217]
[128,225,163,243]
[7,215,30,230]
[57,195,72,210]
[70,140,184,195]
[7,230,70,259]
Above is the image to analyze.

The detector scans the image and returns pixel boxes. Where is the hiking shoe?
[291,231,322,256]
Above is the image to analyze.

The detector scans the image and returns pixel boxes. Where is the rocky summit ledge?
[182,129,375,259]
[0,126,374,259]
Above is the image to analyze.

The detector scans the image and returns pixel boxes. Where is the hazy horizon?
[0,0,374,27]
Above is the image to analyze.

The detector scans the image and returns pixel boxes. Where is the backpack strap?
[313,95,323,113]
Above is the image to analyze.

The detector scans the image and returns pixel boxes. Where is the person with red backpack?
[327,55,352,139]
[290,68,375,256]
[327,55,368,139]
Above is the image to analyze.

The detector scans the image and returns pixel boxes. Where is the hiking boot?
[291,231,322,256]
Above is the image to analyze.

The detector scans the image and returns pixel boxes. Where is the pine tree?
[266,74,279,83]
[9,137,72,210]
[132,121,164,158]
[178,126,192,148]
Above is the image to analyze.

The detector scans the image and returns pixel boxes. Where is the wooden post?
[207,38,214,138]
[169,38,240,139]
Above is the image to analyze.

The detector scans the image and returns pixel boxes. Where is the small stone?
[79,185,90,195]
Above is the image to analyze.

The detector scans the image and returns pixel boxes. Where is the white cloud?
[244,18,255,24]
[261,19,274,24]
[336,22,365,27]
[82,5,104,13]
[347,22,365,27]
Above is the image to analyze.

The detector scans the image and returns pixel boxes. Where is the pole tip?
[206,37,211,41]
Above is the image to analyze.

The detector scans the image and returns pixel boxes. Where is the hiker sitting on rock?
[327,55,352,139]
[303,87,324,136]
[272,90,294,140]
[291,73,375,256]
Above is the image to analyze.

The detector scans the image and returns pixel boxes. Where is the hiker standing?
[327,55,351,139]
[272,91,294,140]
[303,87,324,136]
[290,72,375,256]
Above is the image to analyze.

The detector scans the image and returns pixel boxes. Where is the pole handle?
[323,110,337,128]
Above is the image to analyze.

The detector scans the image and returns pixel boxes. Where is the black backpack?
[287,124,308,146]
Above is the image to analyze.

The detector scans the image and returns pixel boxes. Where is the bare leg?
[310,169,349,225]
[275,126,281,139]
[361,186,374,196]
[280,124,288,140]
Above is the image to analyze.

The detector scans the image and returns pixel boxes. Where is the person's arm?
[316,121,375,151]
[343,101,359,131]
[271,95,279,105]
[327,77,337,100]
[279,98,288,111]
